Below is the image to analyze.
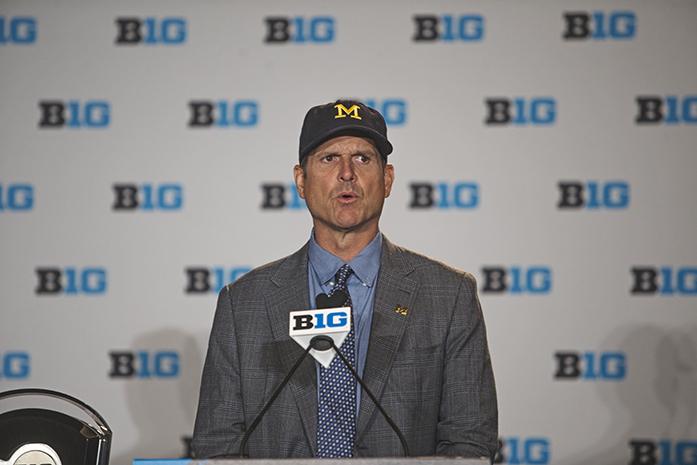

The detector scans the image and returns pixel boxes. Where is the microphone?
[237,292,348,458]
[309,335,411,457]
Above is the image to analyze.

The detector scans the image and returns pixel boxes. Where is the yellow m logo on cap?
[334,103,362,120]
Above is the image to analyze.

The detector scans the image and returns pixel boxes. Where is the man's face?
[294,135,394,236]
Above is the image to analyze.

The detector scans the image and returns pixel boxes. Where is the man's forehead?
[310,135,379,156]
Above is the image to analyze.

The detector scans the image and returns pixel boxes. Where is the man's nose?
[338,158,356,182]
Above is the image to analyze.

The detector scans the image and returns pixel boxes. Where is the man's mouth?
[336,192,358,203]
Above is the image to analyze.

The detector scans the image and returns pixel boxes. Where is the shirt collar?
[308,230,383,287]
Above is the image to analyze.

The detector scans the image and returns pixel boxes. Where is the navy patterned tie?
[317,264,356,458]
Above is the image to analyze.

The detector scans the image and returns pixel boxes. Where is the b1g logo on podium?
[496,437,550,465]
[35,267,107,295]
[0,16,37,44]
[0,352,30,380]
[412,14,484,42]
[185,267,252,294]
[631,267,697,295]
[291,310,349,331]
[554,351,626,380]
[115,17,187,45]
[557,181,629,209]
[38,100,110,129]
[0,184,34,212]
[264,16,335,44]
[289,307,351,367]
[629,440,697,465]
[188,100,259,128]
[109,351,180,378]
[481,267,552,295]
[635,96,697,125]
[409,182,479,209]
[261,183,306,210]
[484,98,556,126]
[562,11,636,40]
[362,99,408,126]
[112,183,183,211]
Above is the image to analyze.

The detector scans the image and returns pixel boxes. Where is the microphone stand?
[237,316,410,457]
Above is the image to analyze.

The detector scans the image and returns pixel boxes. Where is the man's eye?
[355,154,371,164]
[321,155,336,162]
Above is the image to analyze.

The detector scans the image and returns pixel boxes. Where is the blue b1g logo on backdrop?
[629,440,697,465]
[635,96,697,125]
[563,11,636,40]
[115,17,187,45]
[0,16,37,44]
[184,267,252,294]
[485,98,556,126]
[631,267,697,296]
[35,267,107,295]
[481,266,552,294]
[362,99,407,126]
[557,181,629,209]
[264,16,334,43]
[261,182,306,210]
[409,182,479,209]
[108,351,180,378]
[188,100,259,127]
[554,351,626,380]
[412,14,484,42]
[0,184,34,211]
[38,100,110,128]
[496,437,550,465]
[112,183,183,211]
[0,352,30,380]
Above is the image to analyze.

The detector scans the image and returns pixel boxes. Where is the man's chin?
[317,218,373,234]
[333,214,371,231]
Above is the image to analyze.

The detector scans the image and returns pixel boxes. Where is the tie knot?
[334,264,353,287]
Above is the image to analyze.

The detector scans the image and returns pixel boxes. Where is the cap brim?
[300,125,393,160]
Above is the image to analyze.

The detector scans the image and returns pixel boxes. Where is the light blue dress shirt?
[307,231,382,417]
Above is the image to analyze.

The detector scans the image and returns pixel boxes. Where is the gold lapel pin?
[393,305,408,316]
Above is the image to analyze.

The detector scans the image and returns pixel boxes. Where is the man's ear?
[383,164,395,198]
[293,164,305,199]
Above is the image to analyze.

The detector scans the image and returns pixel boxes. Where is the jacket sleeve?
[192,285,246,458]
[436,273,498,460]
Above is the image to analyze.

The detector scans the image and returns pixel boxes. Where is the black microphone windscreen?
[315,293,330,309]
[315,291,347,309]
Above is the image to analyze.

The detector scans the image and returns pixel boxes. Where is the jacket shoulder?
[388,242,477,289]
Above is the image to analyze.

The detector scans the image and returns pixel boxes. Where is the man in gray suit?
[192,100,497,459]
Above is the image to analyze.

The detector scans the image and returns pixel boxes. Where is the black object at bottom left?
[0,388,112,465]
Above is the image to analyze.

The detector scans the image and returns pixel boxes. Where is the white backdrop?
[1,1,696,465]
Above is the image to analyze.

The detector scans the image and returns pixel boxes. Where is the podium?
[133,458,490,465]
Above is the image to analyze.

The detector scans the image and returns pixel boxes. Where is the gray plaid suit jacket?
[192,237,498,459]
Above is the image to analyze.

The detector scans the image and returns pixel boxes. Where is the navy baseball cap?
[298,99,393,163]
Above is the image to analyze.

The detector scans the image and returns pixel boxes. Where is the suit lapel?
[264,243,318,455]
[356,237,418,442]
